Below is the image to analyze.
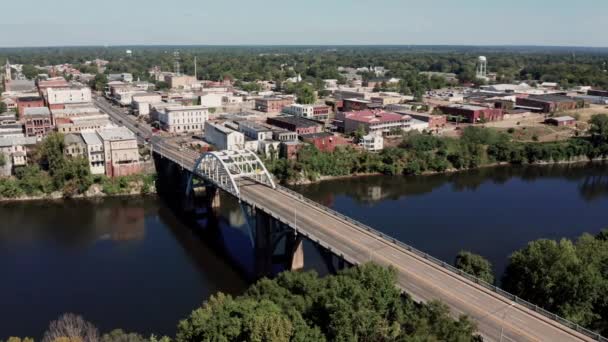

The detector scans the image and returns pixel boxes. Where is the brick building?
[17,96,45,117]
[23,107,53,137]
[438,104,504,123]
[300,132,349,152]
[515,95,582,113]
[267,116,323,135]
[255,97,294,113]
[342,98,372,112]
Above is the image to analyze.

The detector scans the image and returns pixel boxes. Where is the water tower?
[476,56,487,79]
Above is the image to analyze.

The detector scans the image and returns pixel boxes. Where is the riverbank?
[0,173,156,202]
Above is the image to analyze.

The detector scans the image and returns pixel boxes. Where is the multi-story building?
[0,136,37,175]
[204,122,245,151]
[46,86,92,109]
[37,77,69,96]
[158,105,208,133]
[300,132,349,152]
[131,93,163,116]
[338,110,425,136]
[266,116,323,135]
[165,75,199,90]
[97,126,141,177]
[255,97,295,113]
[55,115,112,134]
[81,132,106,175]
[23,107,53,137]
[63,133,86,158]
[272,130,298,142]
[108,73,133,83]
[238,121,275,141]
[342,98,373,112]
[282,104,331,121]
[439,104,504,123]
[16,96,45,117]
[359,134,384,152]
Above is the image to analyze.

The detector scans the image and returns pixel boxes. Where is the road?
[153,142,596,342]
[93,96,150,143]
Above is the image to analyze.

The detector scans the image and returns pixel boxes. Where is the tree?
[295,83,316,105]
[100,329,147,342]
[455,251,495,284]
[90,73,108,92]
[0,101,7,113]
[42,313,99,342]
[21,64,39,79]
[0,152,6,167]
[589,114,608,145]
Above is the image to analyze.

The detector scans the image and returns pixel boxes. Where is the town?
[1,51,606,184]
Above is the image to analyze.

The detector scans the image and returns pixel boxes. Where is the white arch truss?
[192,150,276,197]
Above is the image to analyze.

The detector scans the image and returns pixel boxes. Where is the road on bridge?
[154,142,596,342]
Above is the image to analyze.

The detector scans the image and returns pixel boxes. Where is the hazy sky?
[1,0,606,47]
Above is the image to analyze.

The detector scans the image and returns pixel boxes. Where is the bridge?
[151,139,603,342]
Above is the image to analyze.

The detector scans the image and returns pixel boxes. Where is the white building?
[97,126,141,177]
[238,121,274,141]
[131,93,163,116]
[47,87,92,105]
[282,104,315,118]
[158,105,209,134]
[199,93,224,108]
[81,132,106,175]
[0,136,37,174]
[204,122,245,151]
[359,134,384,152]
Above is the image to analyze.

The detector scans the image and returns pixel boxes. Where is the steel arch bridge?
[190,150,276,197]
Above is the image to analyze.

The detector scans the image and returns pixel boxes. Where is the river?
[1,163,606,338]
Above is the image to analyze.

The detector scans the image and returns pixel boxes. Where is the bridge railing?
[276,185,607,342]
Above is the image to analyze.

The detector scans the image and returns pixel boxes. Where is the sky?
[1,0,606,47]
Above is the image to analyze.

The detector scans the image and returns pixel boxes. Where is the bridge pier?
[316,244,350,275]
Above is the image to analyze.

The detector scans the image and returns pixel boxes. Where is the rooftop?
[268,116,321,128]
[17,96,43,102]
[23,107,51,116]
[549,116,576,122]
[300,132,335,139]
[442,104,491,111]
[64,133,85,145]
[528,94,577,103]
[344,110,410,124]
[0,136,38,147]
[81,132,101,145]
[97,126,136,141]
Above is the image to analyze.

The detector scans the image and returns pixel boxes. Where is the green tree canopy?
[455,251,495,284]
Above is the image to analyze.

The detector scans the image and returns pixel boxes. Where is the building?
[399,112,448,129]
[131,93,162,116]
[280,141,301,160]
[204,122,245,151]
[55,115,112,133]
[23,107,52,137]
[165,75,199,90]
[0,123,24,138]
[515,95,582,113]
[97,126,141,177]
[0,136,37,174]
[37,78,70,95]
[238,121,274,141]
[4,80,36,93]
[342,98,372,112]
[108,73,134,83]
[272,130,298,142]
[338,110,424,136]
[438,104,504,123]
[158,105,208,133]
[81,132,106,175]
[546,116,576,127]
[282,104,330,121]
[370,95,403,106]
[267,116,323,135]
[359,134,384,152]
[255,97,294,113]
[17,96,45,117]
[46,86,92,109]
[588,89,608,97]
[63,133,86,158]
[300,132,349,152]
[199,93,224,108]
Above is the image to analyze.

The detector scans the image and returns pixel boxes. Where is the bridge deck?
[237,180,593,342]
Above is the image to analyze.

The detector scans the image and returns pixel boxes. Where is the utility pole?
[194,56,197,80]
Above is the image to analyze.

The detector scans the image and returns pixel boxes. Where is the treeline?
[2,264,481,342]
[455,229,608,336]
[2,46,608,92]
[0,133,154,199]
[266,114,608,183]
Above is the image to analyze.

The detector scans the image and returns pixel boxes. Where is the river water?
[1,163,606,338]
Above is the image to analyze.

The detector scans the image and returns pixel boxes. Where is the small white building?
[359,134,383,152]
[204,122,245,151]
[0,136,37,175]
[282,104,314,118]
[158,105,209,134]
[81,131,106,175]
